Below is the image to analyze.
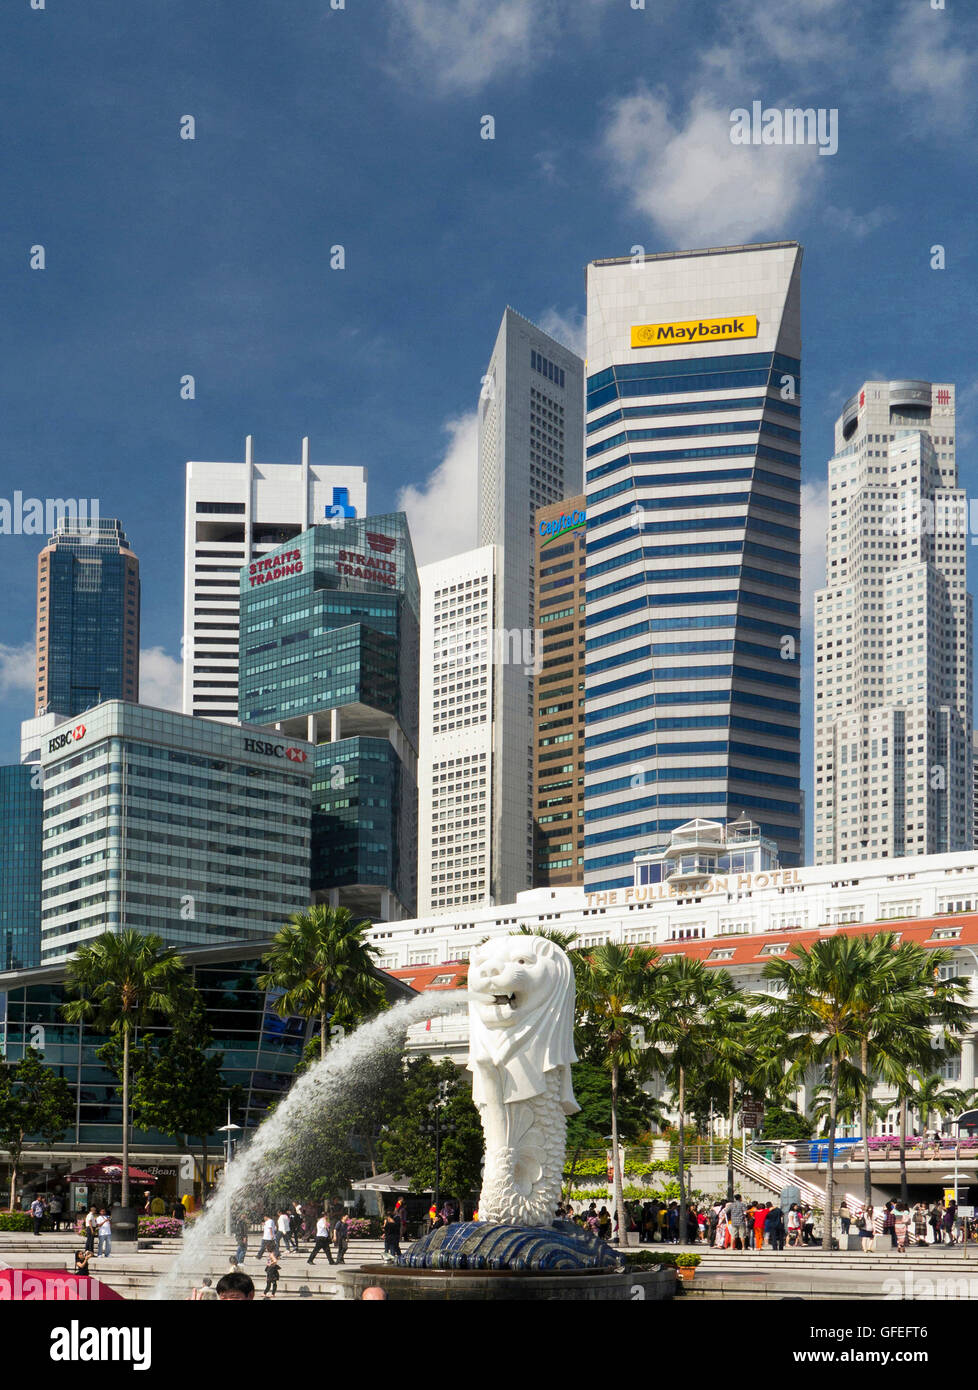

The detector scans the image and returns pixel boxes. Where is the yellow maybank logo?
[631,314,758,348]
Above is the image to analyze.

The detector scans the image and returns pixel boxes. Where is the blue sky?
[2,0,977,850]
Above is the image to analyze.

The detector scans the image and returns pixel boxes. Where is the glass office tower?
[38,702,313,964]
[0,765,43,971]
[584,242,803,892]
[36,519,139,718]
[238,514,419,919]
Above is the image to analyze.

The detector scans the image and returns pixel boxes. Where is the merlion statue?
[467,935,579,1228]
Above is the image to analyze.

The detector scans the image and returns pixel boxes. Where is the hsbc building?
[38,700,313,963]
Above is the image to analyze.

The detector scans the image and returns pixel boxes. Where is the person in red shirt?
[753,1201,771,1250]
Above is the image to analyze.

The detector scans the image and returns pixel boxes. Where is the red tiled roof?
[388,964,468,992]
[654,914,978,966]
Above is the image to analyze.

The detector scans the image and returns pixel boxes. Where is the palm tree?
[647,956,726,1244]
[574,941,659,1248]
[762,936,879,1251]
[905,1070,968,1142]
[258,904,386,1060]
[62,931,190,1210]
[686,983,753,1200]
[516,925,579,952]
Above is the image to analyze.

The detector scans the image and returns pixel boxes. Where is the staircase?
[733,1148,883,1232]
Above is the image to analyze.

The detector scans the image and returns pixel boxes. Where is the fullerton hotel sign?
[585,868,802,909]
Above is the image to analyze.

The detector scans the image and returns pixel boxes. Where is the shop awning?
[65,1157,157,1185]
[351,1172,422,1194]
[0,1268,125,1300]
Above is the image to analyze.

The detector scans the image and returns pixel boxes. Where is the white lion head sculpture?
[467,935,579,1113]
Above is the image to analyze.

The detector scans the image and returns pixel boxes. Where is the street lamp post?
[217,1100,242,1239]
[421,1084,455,1222]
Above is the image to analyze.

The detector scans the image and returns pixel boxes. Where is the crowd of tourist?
[557,1194,976,1250]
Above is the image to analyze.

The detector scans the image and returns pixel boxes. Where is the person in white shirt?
[258,1214,277,1261]
[276,1210,293,1254]
[306,1214,334,1266]
[96,1209,112,1258]
[84,1207,98,1254]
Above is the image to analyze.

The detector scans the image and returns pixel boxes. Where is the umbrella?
[65,1157,157,1185]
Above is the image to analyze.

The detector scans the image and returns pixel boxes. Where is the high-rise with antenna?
[182,437,367,720]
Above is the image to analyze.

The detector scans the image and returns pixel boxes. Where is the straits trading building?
[583,242,803,892]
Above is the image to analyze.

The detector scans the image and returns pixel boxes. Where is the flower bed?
[139,1217,184,1239]
[0,1212,53,1233]
[346,1217,381,1239]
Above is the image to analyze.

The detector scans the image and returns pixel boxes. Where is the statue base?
[333,1262,676,1301]
[399,1220,620,1271]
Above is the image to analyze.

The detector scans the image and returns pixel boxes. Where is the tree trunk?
[8,1147,20,1213]
[822,1055,839,1252]
[677,1065,687,1247]
[726,1078,735,1202]
[860,1038,872,1209]
[564,1141,584,1203]
[121,1027,131,1210]
[899,1097,909,1206]
[610,1063,629,1247]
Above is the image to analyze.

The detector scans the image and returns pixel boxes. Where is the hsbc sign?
[242,737,309,763]
[47,724,87,754]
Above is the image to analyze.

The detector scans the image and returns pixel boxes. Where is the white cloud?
[536,307,586,360]
[821,204,893,239]
[386,0,550,93]
[886,2,978,126]
[385,0,619,93]
[140,647,183,711]
[602,89,823,247]
[0,641,35,699]
[397,412,479,566]
[801,479,829,626]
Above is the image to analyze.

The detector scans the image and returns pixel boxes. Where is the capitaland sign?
[242,737,308,763]
[247,548,303,588]
[47,724,87,754]
[539,508,585,546]
[630,315,758,349]
[585,867,801,908]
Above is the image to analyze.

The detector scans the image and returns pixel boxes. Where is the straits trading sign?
[585,867,801,908]
[247,548,303,588]
[630,315,758,349]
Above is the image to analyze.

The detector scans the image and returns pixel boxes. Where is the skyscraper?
[813,381,971,861]
[532,496,587,886]
[183,437,367,720]
[417,546,497,913]
[237,515,419,920]
[0,765,42,971]
[38,703,313,964]
[477,309,585,897]
[584,243,803,892]
[36,518,139,717]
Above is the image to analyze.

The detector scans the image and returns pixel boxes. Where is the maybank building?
[584,243,803,891]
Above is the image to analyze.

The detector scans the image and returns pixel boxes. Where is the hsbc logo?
[243,737,309,764]
[47,724,87,754]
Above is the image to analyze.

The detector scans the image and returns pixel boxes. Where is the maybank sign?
[539,508,586,545]
[631,315,758,349]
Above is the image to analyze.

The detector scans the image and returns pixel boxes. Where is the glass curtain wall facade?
[238,514,419,919]
[38,702,313,963]
[0,942,414,1153]
[584,243,803,892]
[0,765,43,971]
[36,519,139,718]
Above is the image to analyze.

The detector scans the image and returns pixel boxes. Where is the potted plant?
[675,1252,701,1282]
